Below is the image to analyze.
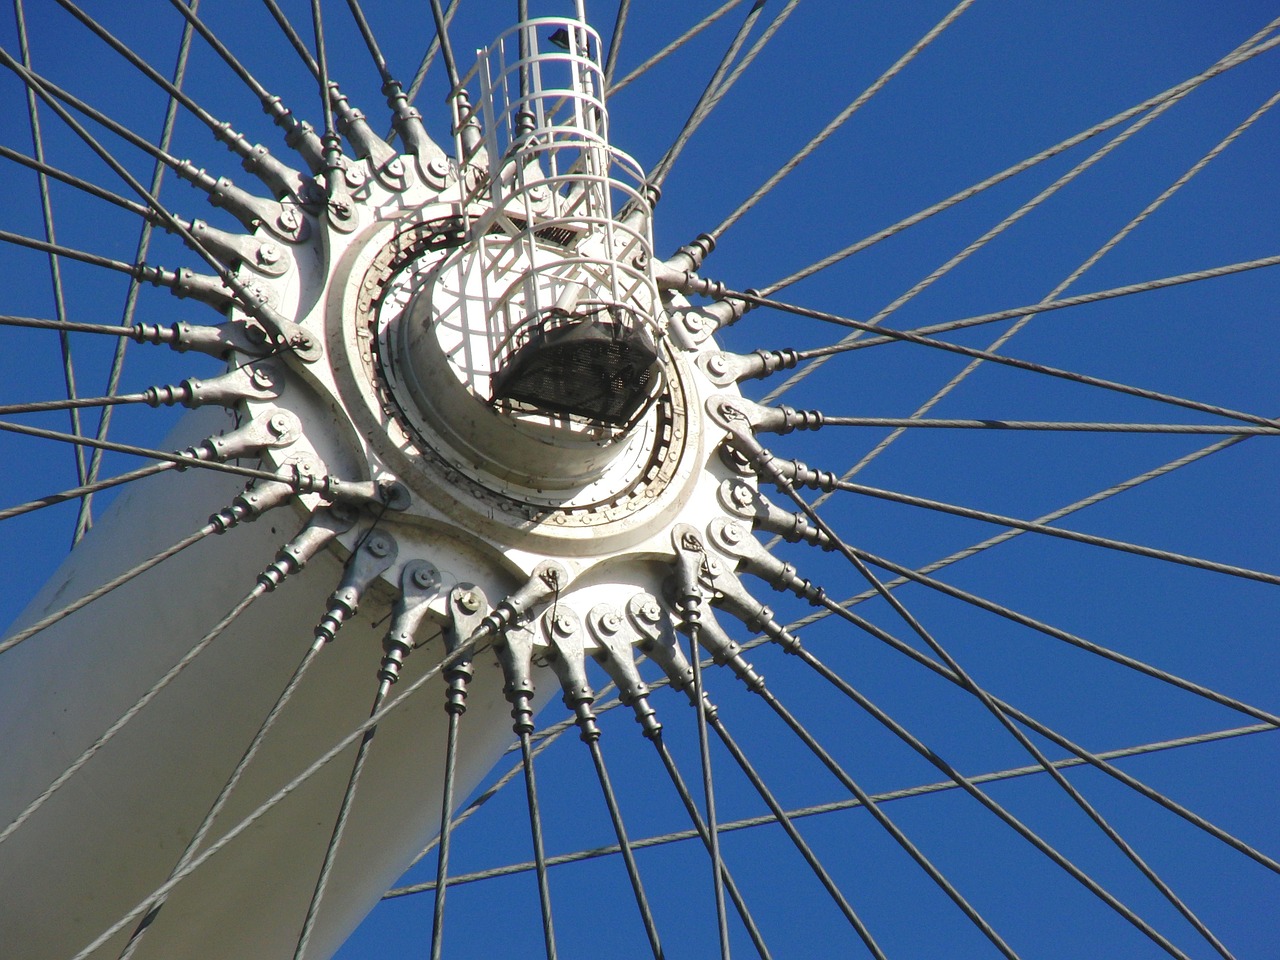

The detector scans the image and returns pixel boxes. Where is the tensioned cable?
[428,687,465,960]
[68,631,494,960]
[259,0,321,77]
[763,610,1190,958]
[602,0,631,87]
[824,429,1262,617]
[725,648,1022,958]
[688,621,732,960]
[806,539,1280,873]
[649,0,794,190]
[644,727,773,959]
[810,473,1280,585]
[733,425,1271,949]
[293,680,390,960]
[0,417,300,486]
[343,0,393,84]
[427,0,462,92]
[792,418,1280,435]
[737,286,1280,429]
[0,146,163,236]
[0,461,172,524]
[608,0,748,96]
[711,0,976,239]
[741,502,1280,873]
[824,87,1280,493]
[774,528,1280,731]
[15,0,86,498]
[786,252,1280,352]
[582,733,665,959]
[0,582,268,847]
[761,57,1220,405]
[117,634,328,960]
[519,727,559,960]
[805,507,1232,956]
[646,0,769,188]
[707,702,887,959]
[757,23,1280,297]
[401,0,459,112]
[0,52,309,355]
[384,724,1274,893]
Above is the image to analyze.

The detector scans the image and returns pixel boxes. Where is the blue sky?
[2,2,1278,958]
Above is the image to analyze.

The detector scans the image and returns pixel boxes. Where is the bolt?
[330,199,352,219]
[278,208,300,230]
[600,612,622,634]
[412,566,436,588]
[553,614,574,636]
[458,591,481,614]
[707,353,729,375]
[250,367,276,388]
[722,523,743,544]
[427,157,449,179]
[528,185,549,201]
[256,242,281,265]
[387,158,405,177]
[366,534,392,558]
[344,167,365,187]
[637,600,661,623]
[290,333,314,350]
[269,413,292,436]
[731,484,753,507]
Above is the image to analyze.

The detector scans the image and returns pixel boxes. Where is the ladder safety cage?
[448,15,664,430]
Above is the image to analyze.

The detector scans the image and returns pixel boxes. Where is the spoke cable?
[15,0,86,497]
[293,680,390,960]
[609,0,747,96]
[0,583,269,848]
[384,723,1275,895]
[713,0,976,238]
[739,287,1280,430]
[761,61,1223,404]
[813,519,1234,956]
[82,0,201,540]
[704,699,887,959]
[757,23,1280,297]
[686,618,733,959]
[646,0,768,190]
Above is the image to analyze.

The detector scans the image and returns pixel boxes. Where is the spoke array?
[1,6,1275,960]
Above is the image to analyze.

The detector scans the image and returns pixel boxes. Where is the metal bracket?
[379,560,447,684]
[183,408,300,464]
[717,478,832,549]
[145,361,285,409]
[542,606,593,710]
[625,593,693,696]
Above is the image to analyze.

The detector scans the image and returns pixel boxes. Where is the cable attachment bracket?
[257,504,357,592]
[706,395,823,435]
[708,517,827,613]
[542,607,601,741]
[625,593,694,701]
[206,469,298,533]
[717,478,832,549]
[694,603,766,694]
[379,560,447,686]
[178,409,300,466]
[144,361,285,409]
[435,584,487,714]
[314,529,399,644]
[586,603,661,738]
[496,620,539,735]
[699,348,801,386]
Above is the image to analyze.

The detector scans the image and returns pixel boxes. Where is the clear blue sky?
[1,2,1277,958]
